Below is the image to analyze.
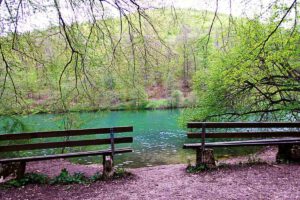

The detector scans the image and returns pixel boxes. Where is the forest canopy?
[183,17,300,122]
[0,0,299,122]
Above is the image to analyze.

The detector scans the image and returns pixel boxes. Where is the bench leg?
[16,162,26,179]
[0,163,19,179]
[277,144,300,163]
[196,148,216,168]
[103,155,114,179]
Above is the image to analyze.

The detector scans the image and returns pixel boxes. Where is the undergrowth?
[3,173,49,187]
[186,155,269,173]
[186,164,210,173]
[1,167,131,188]
[50,169,88,185]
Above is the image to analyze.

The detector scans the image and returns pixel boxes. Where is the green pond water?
[0,109,260,168]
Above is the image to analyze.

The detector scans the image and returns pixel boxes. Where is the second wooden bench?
[183,122,300,166]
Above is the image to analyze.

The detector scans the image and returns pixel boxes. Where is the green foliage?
[146,99,170,109]
[0,5,298,120]
[113,167,132,179]
[4,173,49,188]
[1,168,132,188]
[90,172,103,182]
[182,12,300,123]
[186,164,209,173]
[0,9,222,115]
[90,168,131,181]
[50,168,88,185]
[169,90,183,108]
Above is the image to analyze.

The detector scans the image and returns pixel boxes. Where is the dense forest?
[0,0,299,122]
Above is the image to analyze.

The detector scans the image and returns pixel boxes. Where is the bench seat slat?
[188,122,300,129]
[0,148,133,164]
[0,137,133,152]
[183,138,300,149]
[0,126,133,141]
[187,131,300,138]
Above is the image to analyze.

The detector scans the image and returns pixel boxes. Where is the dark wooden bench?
[0,126,133,179]
[183,122,300,166]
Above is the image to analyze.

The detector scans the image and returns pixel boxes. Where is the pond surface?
[0,109,259,168]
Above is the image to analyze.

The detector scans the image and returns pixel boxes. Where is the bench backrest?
[187,122,300,148]
[0,126,133,154]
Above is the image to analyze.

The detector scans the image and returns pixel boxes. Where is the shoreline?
[0,103,187,116]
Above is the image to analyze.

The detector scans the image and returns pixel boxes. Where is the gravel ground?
[1,147,300,200]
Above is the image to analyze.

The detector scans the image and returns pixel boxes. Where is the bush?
[90,172,103,182]
[1,168,132,188]
[146,99,169,109]
[186,164,209,173]
[50,168,88,185]
[169,90,183,108]
[4,173,49,187]
[113,167,132,179]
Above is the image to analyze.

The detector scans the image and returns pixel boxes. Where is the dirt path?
[1,147,300,200]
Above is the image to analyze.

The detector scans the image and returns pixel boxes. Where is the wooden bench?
[183,122,300,166]
[0,126,133,179]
